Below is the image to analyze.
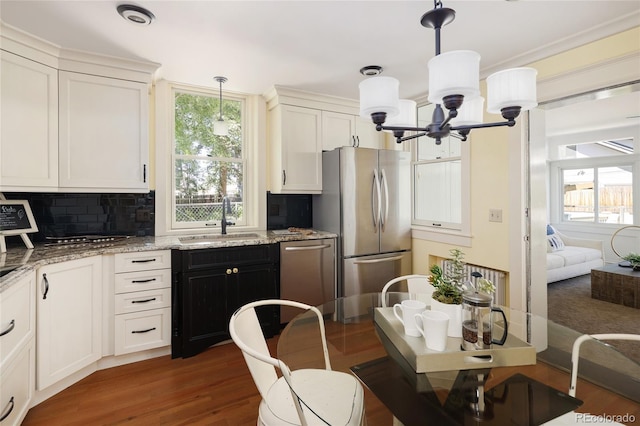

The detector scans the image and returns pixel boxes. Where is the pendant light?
[359,0,537,144]
[213,76,229,136]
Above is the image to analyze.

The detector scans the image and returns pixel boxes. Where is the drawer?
[1,273,35,368]
[114,250,171,273]
[0,338,35,426]
[115,288,171,315]
[114,308,171,356]
[114,269,171,294]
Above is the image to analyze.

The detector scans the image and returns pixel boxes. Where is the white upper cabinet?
[0,51,59,190]
[355,116,384,149]
[268,104,323,194]
[0,23,158,193]
[321,111,383,150]
[265,86,387,194]
[58,71,149,191]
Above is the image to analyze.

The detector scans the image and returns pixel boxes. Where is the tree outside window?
[173,89,245,228]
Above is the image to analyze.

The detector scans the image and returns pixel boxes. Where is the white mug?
[393,299,427,337]
[414,310,450,351]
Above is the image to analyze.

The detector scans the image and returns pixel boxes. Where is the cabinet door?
[0,51,58,189]
[58,71,149,191]
[0,271,35,368]
[232,263,279,337]
[277,105,322,193]
[0,338,35,426]
[322,110,356,151]
[355,116,384,149]
[180,269,229,358]
[37,256,102,390]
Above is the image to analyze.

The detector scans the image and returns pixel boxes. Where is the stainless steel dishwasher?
[279,238,336,323]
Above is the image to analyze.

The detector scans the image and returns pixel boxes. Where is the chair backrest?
[569,333,640,397]
[381,274,435,307]
[228,299,332,400]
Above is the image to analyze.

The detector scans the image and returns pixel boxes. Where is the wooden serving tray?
[374,307,536,373]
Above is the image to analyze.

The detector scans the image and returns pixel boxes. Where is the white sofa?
[547,229,604,284]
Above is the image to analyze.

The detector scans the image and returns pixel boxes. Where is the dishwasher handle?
[284,244,332,251]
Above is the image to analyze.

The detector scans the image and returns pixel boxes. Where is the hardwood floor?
[23,339,276,426]
[22,330,639,426]
[22,337,392,426]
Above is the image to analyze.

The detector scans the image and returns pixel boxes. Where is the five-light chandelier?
[359,0,538,144]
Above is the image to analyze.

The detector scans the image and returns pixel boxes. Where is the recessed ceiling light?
[360,65,383,76]
[117,4,155,25]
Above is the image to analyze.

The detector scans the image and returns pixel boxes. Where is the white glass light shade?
[359,76,400,118]
[213,119,229,136]
[384,99,417,131]
[451,96,484,126]
[428,50,481,104]
[486,67,538,114]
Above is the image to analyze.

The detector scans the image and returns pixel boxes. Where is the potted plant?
[623,252,640,271]
[428,248,467,337]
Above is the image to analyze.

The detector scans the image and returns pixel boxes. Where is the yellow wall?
[412,27,640,276]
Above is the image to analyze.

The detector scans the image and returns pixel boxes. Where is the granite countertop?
[0,229,336,292]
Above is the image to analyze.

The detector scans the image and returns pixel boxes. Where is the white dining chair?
[380,274,435,307]
[228,299,365,426]
[543,333,640,425]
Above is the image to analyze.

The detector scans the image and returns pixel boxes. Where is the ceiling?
[1,1,639,137]
[1,0,638,102]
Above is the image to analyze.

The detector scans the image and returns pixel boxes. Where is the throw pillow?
[546,224,555,235]
[547,234,565,252]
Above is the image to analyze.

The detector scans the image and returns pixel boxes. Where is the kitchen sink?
[178,233,262,245]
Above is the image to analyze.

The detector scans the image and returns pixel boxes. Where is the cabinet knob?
[226,269,232,275]
[233,267,238,274]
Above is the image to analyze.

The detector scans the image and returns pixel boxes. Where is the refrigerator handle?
[380,169,389,231]
[353,255,404,264]
[372,168,382,230]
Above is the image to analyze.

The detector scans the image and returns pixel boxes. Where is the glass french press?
[461,289,508,351]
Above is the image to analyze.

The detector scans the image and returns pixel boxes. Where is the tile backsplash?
[3,191,155,244]
[266,192,312,230]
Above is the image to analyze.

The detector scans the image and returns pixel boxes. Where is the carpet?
[547,273,640,363]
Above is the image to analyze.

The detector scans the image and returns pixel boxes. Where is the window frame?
[154,80,265,236]
[411,102,471,245]
[548,154,638,226]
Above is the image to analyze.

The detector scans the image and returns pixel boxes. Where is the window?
[412,103,469,233]
[550,139,637,225]
[172,88,245,229]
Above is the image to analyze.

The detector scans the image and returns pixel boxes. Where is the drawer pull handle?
[42,273,49,300]
[131,278,157,284]
[132,298,156,304]
[131,259,157,263]
[0,396,14,422]
[0,319,15,337]
[132,327,156,334]
[233,268,238,274]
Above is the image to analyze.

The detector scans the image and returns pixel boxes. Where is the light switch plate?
[489,209,502,223]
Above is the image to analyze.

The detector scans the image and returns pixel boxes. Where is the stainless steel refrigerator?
[313,147,412,298]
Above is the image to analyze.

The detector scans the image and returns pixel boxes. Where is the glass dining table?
[277,293,640,426]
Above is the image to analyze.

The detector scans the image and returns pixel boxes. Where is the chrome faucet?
[221,196,235,235]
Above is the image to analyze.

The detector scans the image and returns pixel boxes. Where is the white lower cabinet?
[113,250,171,355]
[0,339,35,425]
[0,271,36,426]
[36,256,102,391]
